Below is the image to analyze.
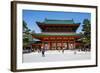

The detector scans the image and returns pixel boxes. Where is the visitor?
[62,47,65,53]
[74,50,77,54]
[41,46,45,57]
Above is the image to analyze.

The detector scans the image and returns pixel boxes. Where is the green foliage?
[82,19,91,36]
[23,20,28,31]
[23,20,32,47]
[82,19,91,47]
[23,37,29,43]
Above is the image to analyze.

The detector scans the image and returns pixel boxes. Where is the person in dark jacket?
[41,46,45,57]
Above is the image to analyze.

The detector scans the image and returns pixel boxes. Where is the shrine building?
[32,19,81,50]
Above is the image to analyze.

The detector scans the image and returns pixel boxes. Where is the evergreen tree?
[23,20,31,49]
[82,19,91,49]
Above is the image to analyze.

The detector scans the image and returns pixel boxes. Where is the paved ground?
[23,50,91,63]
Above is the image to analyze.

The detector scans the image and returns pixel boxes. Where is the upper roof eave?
[36,21,80,25]
[32,33,81,37]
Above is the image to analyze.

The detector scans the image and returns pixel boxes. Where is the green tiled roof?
[33,33,81,36]
[43,19,75,24]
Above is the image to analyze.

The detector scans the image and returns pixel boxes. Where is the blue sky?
[23,10,91,33]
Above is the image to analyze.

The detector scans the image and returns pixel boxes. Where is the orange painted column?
[61,39,63,50]
[55,37,57,50]
[74,39,76,49]
[68,39,69,50]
